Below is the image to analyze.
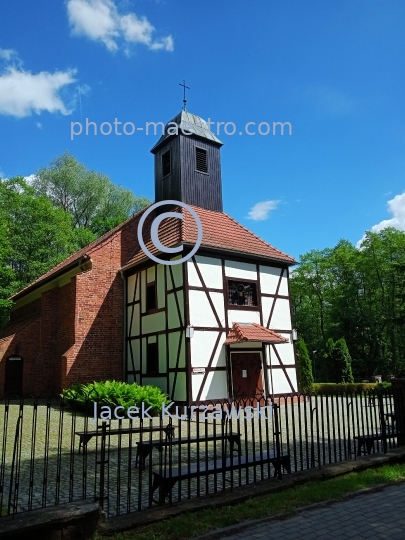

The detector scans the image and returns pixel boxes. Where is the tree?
[0,177,78,324]
[325,337,354,383]
[296,338,314,393]
[33,152,150,232]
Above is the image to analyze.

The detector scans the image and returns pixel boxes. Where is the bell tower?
[150,111,224,212]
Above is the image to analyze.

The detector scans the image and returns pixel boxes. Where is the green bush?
[313,382,378,394]
[61,380,170,416]
[296,338,314,393]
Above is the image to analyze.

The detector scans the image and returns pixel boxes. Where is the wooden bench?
[136,432,242,468]
[150,451,291,504]
[354,431,400,456]
[75,424,175,454]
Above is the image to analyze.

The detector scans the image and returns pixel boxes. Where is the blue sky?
[0,0,404,261]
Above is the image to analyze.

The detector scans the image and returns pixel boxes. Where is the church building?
[0,110,298,403]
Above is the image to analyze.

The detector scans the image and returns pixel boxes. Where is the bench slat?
[151,451,291,504]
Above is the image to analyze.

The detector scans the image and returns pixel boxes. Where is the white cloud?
[0,63,77,118]
[357,192,405,247]
[36,122,43,129]
[66,0,173,53]
[247,200,280,221]
[0,48,18,62]
[24,174,37,185]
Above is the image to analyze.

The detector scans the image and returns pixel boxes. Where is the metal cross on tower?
[179,80,190,111]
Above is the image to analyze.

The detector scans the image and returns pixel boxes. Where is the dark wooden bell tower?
[151,111,224,212]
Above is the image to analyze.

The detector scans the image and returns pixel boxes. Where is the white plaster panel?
[209,291,226,326]
[270,298,292,330]
[270,369,292,395]
[187,261,203,287]
[229,342,261,349]
[274,341,296,365]
[189,290,219,327]
[261,296,274,327]
[141,271,146,313]
[157,265,165,309]
[259,266,281,295]
[191,373,204,401]
[168,331,185,369]
[171,372,186,401]
[143,377,167,393]
[142,311,165,334]
[158,334,167,373]
[146,266,155,283]
[190,331,226,368]
[286,368,298,392]
[224,260,257,280]
[127,339,140,371]
[127,304,140,337]
[169,263,183,288]
[127,274,136,303]
[278,274,289,296]
[195,255,223,289]
[203,371,228,400]
[228,309,261,325]
[167,291,184,329]
[269,346,281,366]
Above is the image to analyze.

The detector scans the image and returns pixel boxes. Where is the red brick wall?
[1,216,142,397]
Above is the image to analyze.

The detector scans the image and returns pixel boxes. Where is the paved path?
[219,483,405,540]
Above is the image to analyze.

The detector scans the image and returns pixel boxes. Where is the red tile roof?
[123,205,296,268]
[11,204,295,300]
[225,323,289,344]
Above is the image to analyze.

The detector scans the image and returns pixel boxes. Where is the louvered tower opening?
[195,147,208,173]
[162,150,171,177]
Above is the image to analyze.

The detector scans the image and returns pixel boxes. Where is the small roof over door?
[225,323,288,344]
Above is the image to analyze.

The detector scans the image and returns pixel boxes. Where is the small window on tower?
[162,150,171,177]
[228,280,258,307]
[146,342,159,374]
[146,282,157,312]
[195,147,208,173]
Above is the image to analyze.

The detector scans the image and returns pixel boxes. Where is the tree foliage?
[324,337,354,383]
[33,152,150,237]
[296,338,314,393]
[0,153,150,325]
[291,229,405,379]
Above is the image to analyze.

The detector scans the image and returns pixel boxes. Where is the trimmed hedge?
[313,382,392,394]
[61,380,170,415]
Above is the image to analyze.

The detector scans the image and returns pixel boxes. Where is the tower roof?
[150,110,223,153]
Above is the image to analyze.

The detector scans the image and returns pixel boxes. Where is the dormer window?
[195,147,208,173]
[162,150,171,177]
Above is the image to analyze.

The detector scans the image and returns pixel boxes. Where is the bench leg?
[135,444,152,469]
[366,439,375,454]
[227,435,242,455]
[78,434,93,454]
[151,474,177,505]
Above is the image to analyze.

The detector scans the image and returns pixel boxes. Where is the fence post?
[392,379,405,446]
[96,421,108,511]
[273,402,282,480]
[8,409,22,516]
[378,392,387,454]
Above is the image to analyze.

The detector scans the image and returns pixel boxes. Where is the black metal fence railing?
[0,388,403,519]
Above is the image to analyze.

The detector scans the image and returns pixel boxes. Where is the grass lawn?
[94,462,405,540]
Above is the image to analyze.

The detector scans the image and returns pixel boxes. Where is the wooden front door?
[4,356,23,397]
[231,353,264,403]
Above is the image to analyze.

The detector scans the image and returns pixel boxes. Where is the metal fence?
[0,389,403,519]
